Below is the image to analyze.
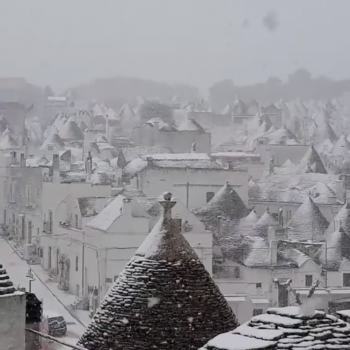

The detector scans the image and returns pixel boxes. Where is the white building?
[123,153,249,208]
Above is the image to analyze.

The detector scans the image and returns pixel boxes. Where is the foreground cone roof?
[78,192,237,350]
[200,306,350,350]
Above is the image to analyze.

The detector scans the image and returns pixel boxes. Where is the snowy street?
[0,237,85,349]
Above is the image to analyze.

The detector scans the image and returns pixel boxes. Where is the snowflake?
[147,297,160,308]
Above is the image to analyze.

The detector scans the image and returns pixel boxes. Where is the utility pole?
[26,268,35,293]
[324,240,328,288]
[186,166,190,208]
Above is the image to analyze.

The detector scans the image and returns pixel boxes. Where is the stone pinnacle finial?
[159,192,176,219]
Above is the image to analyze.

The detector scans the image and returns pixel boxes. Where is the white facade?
[133,167,249,208]
[0,292,26,350]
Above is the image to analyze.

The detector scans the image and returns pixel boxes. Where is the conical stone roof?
[332,134,350,157]
[325,202,350,236]
[59,120,84,140]
[192,182,249,231]
[78,192,237,350]
[254,208,281,238]
[0,264,16,295]
[286,195,328,241]
[40,132,64,150]
[234,209,259,236]
[200,306,350,350]
[317,227,350,270]
[0,132,19,150]
[296,145,327,174]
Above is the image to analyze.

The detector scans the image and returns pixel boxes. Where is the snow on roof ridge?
[282,159,294,168]
[177,118,205,132]
[141,153,210,161]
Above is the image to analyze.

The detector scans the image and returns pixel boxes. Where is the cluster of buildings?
[3,91,350,347]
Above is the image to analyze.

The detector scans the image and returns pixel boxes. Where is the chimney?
[336,178,345,202]
[268,226,277,266]
[86,158,92,180]
[191,142,196,153]
[52,154,60,183]
[52,154,59,170]
[146,156,153,166]
[85,151,92,180]
[278,207,283,226]
[20,153,26,167]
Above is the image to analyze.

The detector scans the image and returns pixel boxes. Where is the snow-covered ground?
[0,238,85,349]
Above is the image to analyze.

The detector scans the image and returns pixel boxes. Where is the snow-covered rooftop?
[121,146,173,163]
[249,173,338,204]
[78,197,113,218]
[201,306,350,350]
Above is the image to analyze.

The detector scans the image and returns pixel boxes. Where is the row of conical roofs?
[78,192,238,350]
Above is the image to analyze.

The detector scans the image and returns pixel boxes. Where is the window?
[48,210,53,233]
[37,228,39,236]
[253,309,263,316]
[48,247,52,269]
[75,214,79,229]
[286,210,292,222]
[206,192,215,203]
[343,273,350,287]
[76,284,80,296]
[233,266,241,279]
[76,256,79,272]
[21,216,25,239]
[10,181,17,202]
[305,275,313,287]
[234,118,243,124]
[256,283,262,289]
[26,183,32,206]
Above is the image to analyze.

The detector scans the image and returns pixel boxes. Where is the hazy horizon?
[1,0,350,92]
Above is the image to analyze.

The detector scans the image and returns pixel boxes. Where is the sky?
[0,0,350,91]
